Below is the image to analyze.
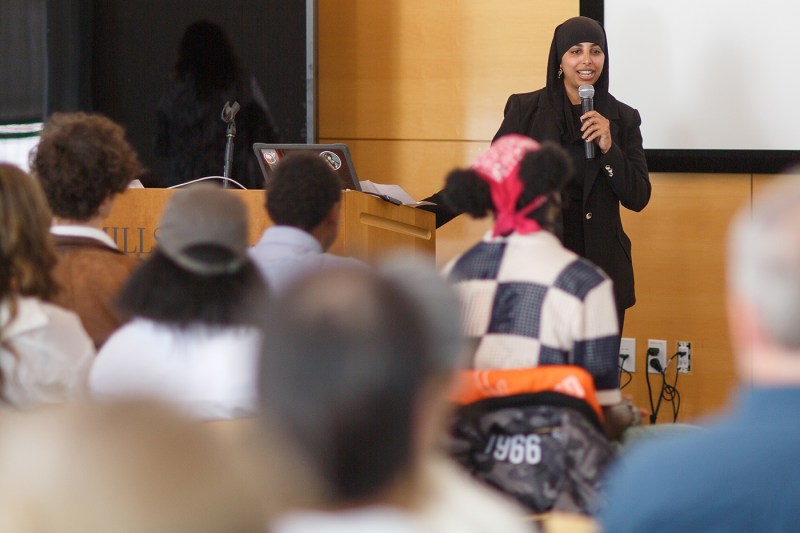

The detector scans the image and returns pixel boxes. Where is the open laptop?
[252,143,362,191]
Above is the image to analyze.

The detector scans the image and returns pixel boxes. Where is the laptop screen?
[252,143,362,191]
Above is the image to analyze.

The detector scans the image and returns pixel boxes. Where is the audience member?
[155,20,281,188]
[0,399,265,532]
[249,151,366,294]
[31,112,143,348]
[600,176,800,532]
[89,186,268,420]
[441,134,636,438]
[0,164,94,408]
[257,261,536,533]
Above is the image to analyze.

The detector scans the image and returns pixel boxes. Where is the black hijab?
[545,17,610,145]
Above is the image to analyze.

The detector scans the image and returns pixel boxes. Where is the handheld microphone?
[578,84,595,160]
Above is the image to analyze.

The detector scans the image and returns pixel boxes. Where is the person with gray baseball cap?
[89,185,269,420]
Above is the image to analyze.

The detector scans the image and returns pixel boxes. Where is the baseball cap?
[157,185,248,276]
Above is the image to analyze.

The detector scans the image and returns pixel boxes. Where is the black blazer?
[494,89,651,310]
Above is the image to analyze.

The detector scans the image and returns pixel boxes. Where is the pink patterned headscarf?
[471,134,546,237]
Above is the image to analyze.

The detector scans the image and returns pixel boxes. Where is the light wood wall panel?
[619,174,750,420]
[319,0,577,141]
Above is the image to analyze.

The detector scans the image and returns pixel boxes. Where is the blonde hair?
[0,164,59,396]
[0,163,58,302]
[0,400,265,533]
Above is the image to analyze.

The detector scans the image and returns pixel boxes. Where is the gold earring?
[557,66,563,79]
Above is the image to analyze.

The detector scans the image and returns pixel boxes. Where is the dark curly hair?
[442,141,573,231]
[116,247,268,329]
[31,112,144,221]
[173,20,241,99]
[266,152,342,231]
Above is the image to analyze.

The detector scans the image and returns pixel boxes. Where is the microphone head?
[221,100,241,123]
[578,84,595,99]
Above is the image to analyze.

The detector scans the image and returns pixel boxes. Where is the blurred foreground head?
[258,257,464,506]
[728,175,800,379]
[0,400,264,533]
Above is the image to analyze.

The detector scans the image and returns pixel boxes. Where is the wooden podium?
[102,189,436,264]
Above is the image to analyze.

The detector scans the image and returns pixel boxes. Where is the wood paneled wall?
[317,1,773,421]
[318,0,577,263]
[620,174,747,420]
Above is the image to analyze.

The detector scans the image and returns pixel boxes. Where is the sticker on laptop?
[320,151,342,170]
[261,149,279,168]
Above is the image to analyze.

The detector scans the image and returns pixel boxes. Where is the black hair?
[266,152,342,231]
[442,141,573,230]
[258,268,431,503]
[116,246,268,328]
[173,20,241,99]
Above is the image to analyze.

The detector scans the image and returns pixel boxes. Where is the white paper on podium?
[359,180,435,207]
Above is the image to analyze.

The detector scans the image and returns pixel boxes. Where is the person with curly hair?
[0,164,94,409]
[249,152,366,295]
[155,20,281,188]
[441,135,637,440]
[31,112,144,348]
[90,186,269,420]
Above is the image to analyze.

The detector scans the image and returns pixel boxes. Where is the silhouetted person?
[155,20,280,189]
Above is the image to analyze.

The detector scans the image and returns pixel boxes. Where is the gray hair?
[728,175,800,348]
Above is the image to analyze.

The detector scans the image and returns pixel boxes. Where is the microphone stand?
[221,101,241,189]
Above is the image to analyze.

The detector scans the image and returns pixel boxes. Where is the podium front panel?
[102,189,434,264]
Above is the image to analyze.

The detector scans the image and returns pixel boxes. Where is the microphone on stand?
[221,100,241,124]
[578,84,595,160]
[221,101,241,188]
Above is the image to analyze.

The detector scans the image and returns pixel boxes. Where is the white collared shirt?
[0,296,95,408]
[50,225,119,250]
[249,226,367,295]
[90,319,262,421]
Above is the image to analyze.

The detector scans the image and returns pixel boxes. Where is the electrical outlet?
[619,337,636,372]
[647,339,667,373]
[677,341,692,373]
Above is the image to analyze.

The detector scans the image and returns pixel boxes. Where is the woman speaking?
[494,16,650,326]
